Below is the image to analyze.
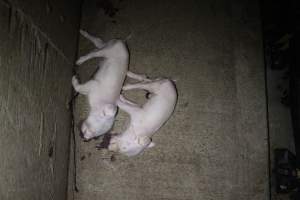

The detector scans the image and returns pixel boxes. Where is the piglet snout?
[79,131,93,142]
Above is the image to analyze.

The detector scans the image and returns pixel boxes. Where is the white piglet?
[72,30,131,141]
[107,75,177,156]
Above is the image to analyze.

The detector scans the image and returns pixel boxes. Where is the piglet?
[72,30,132,141]
[106,75,177,156]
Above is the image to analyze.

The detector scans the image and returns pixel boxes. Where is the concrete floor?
[266,53,295,200]
[71,0,269,199]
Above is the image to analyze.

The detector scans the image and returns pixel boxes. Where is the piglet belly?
[137,109,174,136]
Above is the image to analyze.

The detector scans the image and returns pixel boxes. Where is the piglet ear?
[147,142,155,148]
[103,104,117,117]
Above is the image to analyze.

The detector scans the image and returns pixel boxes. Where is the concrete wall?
[0,0,81,199]
[74,0,269,200]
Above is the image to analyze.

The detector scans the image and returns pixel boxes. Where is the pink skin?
[108,75,177,157]
[73,30,154,141]
[72,30,128,140]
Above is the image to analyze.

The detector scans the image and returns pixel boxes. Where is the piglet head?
[107,134,155,157]
[80,104,117,141]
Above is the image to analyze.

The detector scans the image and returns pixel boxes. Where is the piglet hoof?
[80,29,88,36]
[72,76,79,87]
[119,94,125,102]
[76,57,85,65]
[122,84,130,90]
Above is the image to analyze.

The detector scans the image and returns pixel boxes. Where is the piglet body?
[108,76,177,156]
[72,30,129,140]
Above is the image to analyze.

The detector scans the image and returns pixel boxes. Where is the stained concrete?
[72,0,269,199]
[0,0,81,199]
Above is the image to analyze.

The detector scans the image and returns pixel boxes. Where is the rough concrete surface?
[72,0,269,200]
[8,0,82,60]
[0,0,81,199]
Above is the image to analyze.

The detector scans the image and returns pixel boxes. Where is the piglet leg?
[72,76,96,95]
[117,95,141,117]
[76,49,107,65]
[119,94,139,106]
[122,81,157,93]
[80,30,105,49]
[126,71,150,82]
